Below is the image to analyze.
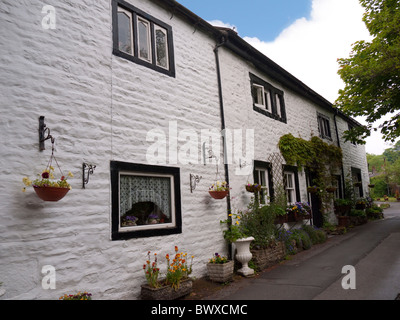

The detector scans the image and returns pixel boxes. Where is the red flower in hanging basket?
[209,181,229,199]
[22,167,74,201]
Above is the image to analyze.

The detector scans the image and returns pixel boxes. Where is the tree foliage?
[335,0,400,144]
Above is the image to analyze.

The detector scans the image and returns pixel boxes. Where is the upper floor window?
[317,113,332,140]
[112,0,175,77]
[250,73,287,123]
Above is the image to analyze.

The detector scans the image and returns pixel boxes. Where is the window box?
[111,161,182,240]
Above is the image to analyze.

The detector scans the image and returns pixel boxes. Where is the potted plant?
[326,186,337,193]
[274,206,288,224]
[209,180,229,199]
[206,253,234,283]
[355,198,367,210]
[307,185,319,194]
[220,213,254,277]
[245,183,262,193]
[59,291,92,300]
[22,167,73,202]
[334,198,352,227]
[140,247,194,300]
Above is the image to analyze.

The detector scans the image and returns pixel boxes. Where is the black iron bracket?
[82,162,96,189]
[39,116,54,151]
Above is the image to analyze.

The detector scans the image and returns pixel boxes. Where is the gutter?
[214,36,233,260]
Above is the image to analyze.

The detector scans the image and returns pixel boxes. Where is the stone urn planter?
[234,237,255,277]
[140,278,193,300]
[206,260,234,283]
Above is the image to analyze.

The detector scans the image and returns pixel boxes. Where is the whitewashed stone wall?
[0,0,228,300]
[0,0,370,300]
[217,47,370,213]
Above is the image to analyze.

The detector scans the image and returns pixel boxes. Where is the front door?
[307,171,323,228]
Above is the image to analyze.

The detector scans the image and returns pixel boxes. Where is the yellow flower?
[22,177,32,186]
[68,171,74,178]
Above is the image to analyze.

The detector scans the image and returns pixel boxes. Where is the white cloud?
[243,0,386,154]
[207,19,238,32]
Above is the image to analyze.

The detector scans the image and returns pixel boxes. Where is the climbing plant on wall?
[278,134,343,215]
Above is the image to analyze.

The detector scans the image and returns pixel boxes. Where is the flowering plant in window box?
[287,202,311,221]
[209,180,229,199]
[22,167,73,202]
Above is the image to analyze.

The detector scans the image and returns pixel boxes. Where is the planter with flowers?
[206,253,234,283]
[59,291,92,300]
[287,202,312,221]
[220,213,254,277]
[209,180,229,199]
[23,167,73,202]
[22,139,73,202]
[140,247,194,300]
[245,183,262,193]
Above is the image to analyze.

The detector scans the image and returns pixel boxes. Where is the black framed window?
[317,113,332,140]
[250,73,287,123]
[112,0,175,77]
[111,161,182,240]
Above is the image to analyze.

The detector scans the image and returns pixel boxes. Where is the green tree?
[335,0,400,144]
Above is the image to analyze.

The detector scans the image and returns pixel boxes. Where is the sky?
[177,0,393,155]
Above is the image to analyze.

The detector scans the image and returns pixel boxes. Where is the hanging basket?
[209,190,228,199]
[33,186,70,201]
[245,184,261,193]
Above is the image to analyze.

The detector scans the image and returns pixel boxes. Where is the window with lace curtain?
[111,161,182,240]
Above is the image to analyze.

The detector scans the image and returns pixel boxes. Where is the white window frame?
[137,16,152,63]
[118,171,176,233]
[284,171,295,204]
[117,6,134,55]
[255,167,270,204]
[253,84,265,108]
[276,93,282,117]
[154,25,169,70]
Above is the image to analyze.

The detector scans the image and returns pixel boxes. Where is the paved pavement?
[207,202,400,300]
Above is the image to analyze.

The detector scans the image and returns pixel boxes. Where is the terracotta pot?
[209,190,228,199]
[207,260,234,283]
[33,186,69,201]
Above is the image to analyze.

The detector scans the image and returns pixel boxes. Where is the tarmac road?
[208,202,400,300]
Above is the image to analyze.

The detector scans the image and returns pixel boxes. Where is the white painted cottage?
[0,0,369,299]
